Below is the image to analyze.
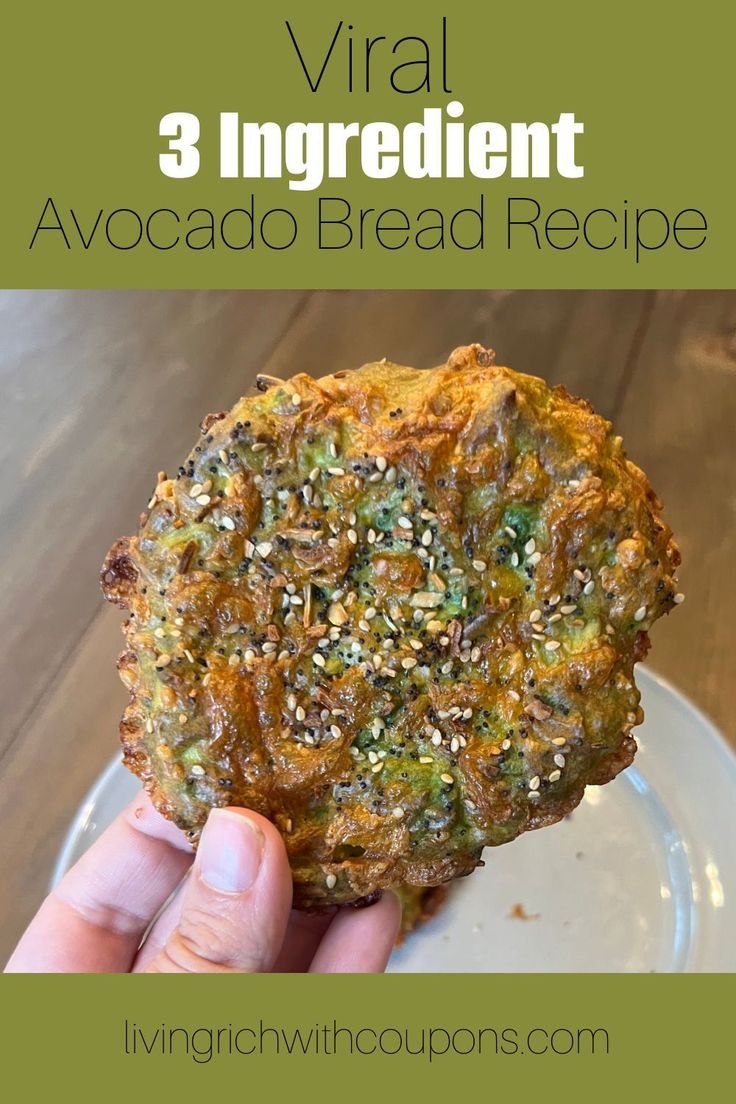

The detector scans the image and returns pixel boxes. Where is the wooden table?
[2,289,735,963]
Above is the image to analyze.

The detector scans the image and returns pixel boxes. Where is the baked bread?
[102,344,682,908]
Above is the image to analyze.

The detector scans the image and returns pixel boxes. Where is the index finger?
[5,792,193,973]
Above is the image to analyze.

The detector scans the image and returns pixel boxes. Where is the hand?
[5,794,401,973]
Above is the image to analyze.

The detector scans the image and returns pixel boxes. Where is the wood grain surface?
[1,289,734,962]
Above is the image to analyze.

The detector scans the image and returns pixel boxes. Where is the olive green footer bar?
[0,974,730,1099]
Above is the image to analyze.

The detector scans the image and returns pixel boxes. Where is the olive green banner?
[2,0,733,287]
[1,973,732,1098]
[1,973,732,1097]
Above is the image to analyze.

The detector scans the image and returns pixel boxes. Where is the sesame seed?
[674,592,685,604]
[529,609,542,623]
[544,640,561,651]
[548,612,562,623]
[450,737,460,753]
[501,739,511,750]
[376,456,387,472]
[398,516,413,529]
[431,730,443,746]
[548,770,562,782]
[634,606,647,621]
[325,873,337,889]
[504,526,517,539]
[552,737,567,746]
[155,654,171,668]
[251,441,267,452]
[472,559,487,572]
[347,529,358,544]
[384,467,397,483]
[330,724,342,738]
[470,646,481,662]
[371,761,384,773]
[391,806,404,819]
[262,642,277,654]
[287,694,297,711]
[462,707,473,720]
[583,580,595,595]
[524,538,536,555]
[364,606,377,620]
[401,656,418,670]
[190,765,205,777]
[327,466,345,476]
[419,755,434,764]
[190,483,204,497]
[221,516,236,531]
[528,551,542,566]
[218,449,229,465]
[421,529,433,546]
[560,604,577,615]
[256,541,273,557]
[313,654,326,668]
[291,393,301,406]
[440,773,454,785]
[529,775,540,791]
[195,494,211,506]
[554,753,566,768]
[411,592,444,609]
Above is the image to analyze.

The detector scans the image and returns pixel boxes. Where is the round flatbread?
[102,344,681,908]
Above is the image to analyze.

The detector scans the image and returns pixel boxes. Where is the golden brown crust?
[395,884,449,944]
[102,344,681,908]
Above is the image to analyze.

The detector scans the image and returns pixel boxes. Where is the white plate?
[52,667,736,972]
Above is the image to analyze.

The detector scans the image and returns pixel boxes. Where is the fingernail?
[197,809,264,893]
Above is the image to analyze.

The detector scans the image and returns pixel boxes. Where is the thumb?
[144,807,292,973]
